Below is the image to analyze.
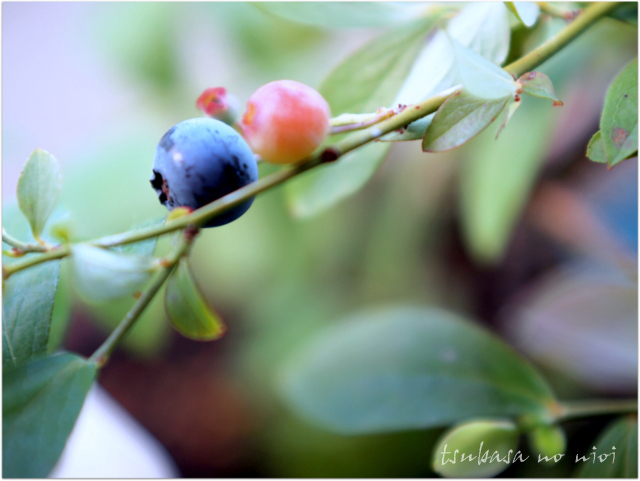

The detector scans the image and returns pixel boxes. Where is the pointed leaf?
[254,2,427,28]
[16,149,61,238]
[380,115,434,142]
[3,353,97,478]
[71,244,155,303]
[577,417,637,478]
[285,18,437,217]
[432,419,519,477]
[451,38,518,99]
[495,97,522,139]
[587,131,608,164]
[422,91,510,152]
[279,306,556,434]
[165,260,225,340]
[506,2,540,27]
[519,71,561,102]
[600,59,638,167]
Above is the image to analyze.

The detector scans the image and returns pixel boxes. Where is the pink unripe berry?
[196,87,240,126]
[241,80,331,164]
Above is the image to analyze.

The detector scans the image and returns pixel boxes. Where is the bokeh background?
[2,2,637,477]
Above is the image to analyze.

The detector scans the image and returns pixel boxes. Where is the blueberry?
[150,118,259,227]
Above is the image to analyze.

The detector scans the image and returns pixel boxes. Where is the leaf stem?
[2,228,50,253]
[88,226,198,368]
[2,2,617,279]
[557,399,638,422]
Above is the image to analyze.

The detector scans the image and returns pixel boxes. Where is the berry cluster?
[151,80,331,227]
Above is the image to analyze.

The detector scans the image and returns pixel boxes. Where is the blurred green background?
[2,2,637,477]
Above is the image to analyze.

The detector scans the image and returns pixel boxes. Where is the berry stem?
[2,2,618,280]
[88,226,198,368]
[556,399,638,422]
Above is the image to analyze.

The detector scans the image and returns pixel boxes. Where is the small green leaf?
[577,418,637,478]
[2,259,60,368]
[451,38,518,99]
[254,2,426,28]
[587,131,608,163]
[16,149,61,239]
[432,419,519,478]
[600,59,638,167]
[3,352,97,478]
[165,259,225,341]
[279,306,556,434]
[528,424,567,463]
[422,91,510,152]
[506,2,540,27]
[285,18,437,217]
[518,71,561,102]
[495,98,522,139]
[71,244,155,303]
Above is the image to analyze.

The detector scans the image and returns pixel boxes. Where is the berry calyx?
[240,80,331,164]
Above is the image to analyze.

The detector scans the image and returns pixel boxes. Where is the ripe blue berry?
[150,118,259,227]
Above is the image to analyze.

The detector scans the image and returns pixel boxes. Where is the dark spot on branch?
[320,148,340,163]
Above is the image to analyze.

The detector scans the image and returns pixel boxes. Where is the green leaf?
[609,3,638,25]
[600,59,638,167]
[528,425,567,463]
[2,260,61,368]
[285,18,437,217]
[451,38,517,99]
[506,2,540,28]
[3,352,97,478]
[459,101,553,263]
[446,2,511,65]
[518,71,561,102]
[253,2,426,28]
[422,91,510,152]
[495,97,522,139]
[165,259,225,341]
[279,306,556,434]
[432,419,519,477]
[380,116,434,142]
[587,131,608,164]
[16,149,61,239]
[577,418,637,478]
[71,244,155,303]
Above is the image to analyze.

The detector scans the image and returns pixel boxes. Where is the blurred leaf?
[48,263,71,353]
[451,38,517,99]
[518,71,561,102]
[600,59,638,167]
[459,101,552,263]
[2,258,60,368]
[422,91,509,152]
[506,2,540,28]
[111,217,164,257]
[504,266,638,392]
[446,2,510,65]
[16,149,61,239]
[528,424,567,462]
[165,259,225,341]
[587,131,608,164]
[3,352,96,478]
[254,2,427,28]
[279,306,556,434]
[71,244,155,303]
[432,419,519,477]
[286,18,437,217]
[577,417,637,478]
[609,2,638,25]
